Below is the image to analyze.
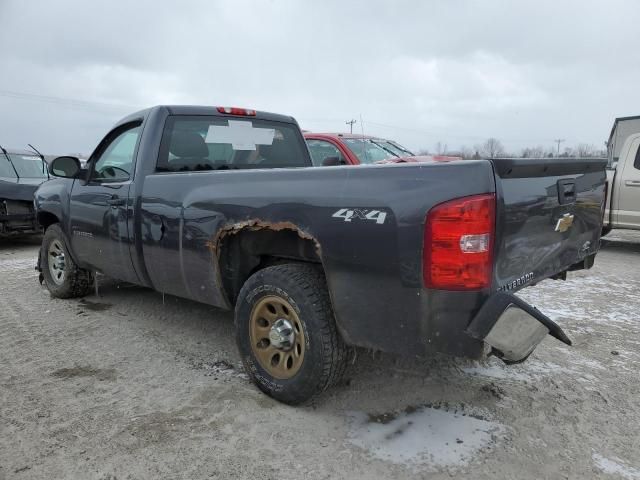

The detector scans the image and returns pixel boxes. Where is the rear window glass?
[157,116,310,172]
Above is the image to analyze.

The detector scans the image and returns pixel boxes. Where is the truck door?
[615,138,640,228]
[69,122,142,283]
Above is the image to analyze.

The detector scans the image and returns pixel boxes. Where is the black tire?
[41,224,93,298]
[235,263,347,405]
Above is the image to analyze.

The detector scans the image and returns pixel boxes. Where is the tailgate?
[491,158,607,292]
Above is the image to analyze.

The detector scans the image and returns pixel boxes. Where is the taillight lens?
[423,193,496,290]
[216,106,256,116]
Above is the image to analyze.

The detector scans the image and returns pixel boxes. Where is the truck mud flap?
[466,292,572,364]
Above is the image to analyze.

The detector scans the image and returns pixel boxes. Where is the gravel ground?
[1,231,639,480]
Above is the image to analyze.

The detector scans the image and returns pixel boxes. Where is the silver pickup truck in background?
[603,131,640,235]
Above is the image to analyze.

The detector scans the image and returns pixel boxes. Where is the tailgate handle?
[557,179,576,204]
[625,180,640,187]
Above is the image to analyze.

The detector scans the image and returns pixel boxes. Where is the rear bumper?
[0,199,40,236]
[465,292,571,364]
[334,286,571,364]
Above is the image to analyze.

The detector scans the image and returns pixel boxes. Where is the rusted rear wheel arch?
[215,222,323,305]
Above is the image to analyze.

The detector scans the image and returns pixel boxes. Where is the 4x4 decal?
[331,208,387,225]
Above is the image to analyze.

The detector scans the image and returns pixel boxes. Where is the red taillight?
[216,106,256,116]
[423,193,496,290]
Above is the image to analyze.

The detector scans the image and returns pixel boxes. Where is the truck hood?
[0,177,47,202]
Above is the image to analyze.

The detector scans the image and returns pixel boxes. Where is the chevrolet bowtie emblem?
[555,213,574,233]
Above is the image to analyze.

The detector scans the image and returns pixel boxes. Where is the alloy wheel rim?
[48,240,66,285]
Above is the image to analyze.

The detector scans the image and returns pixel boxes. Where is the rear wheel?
[41,224,93,298]
[235,263,347,405]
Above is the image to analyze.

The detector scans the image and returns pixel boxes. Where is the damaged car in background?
[305,132,459,166]
[34,105,607,404]
[1,146,49,237]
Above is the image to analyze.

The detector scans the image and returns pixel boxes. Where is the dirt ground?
[1,231,639,480]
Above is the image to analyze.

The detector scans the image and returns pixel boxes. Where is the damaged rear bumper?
[466,292,572,364]
[0,199,39,236]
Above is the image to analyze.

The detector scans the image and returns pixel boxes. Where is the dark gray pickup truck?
[35,105,607,404]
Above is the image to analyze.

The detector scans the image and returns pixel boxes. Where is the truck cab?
[604,132,640,232]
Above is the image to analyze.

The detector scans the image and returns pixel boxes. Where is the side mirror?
[50,156,81,178]
[322,156,346,166]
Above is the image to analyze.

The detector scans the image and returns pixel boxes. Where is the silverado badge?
[554,213,574,233]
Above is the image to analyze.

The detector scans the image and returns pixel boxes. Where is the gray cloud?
[1,0,639,155]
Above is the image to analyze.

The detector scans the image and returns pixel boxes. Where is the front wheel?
[41,224,93,298]
[235,263,347,405]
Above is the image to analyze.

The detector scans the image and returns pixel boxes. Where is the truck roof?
[303,132,389,141]
[607,114,640,144]
[114,105,299,129]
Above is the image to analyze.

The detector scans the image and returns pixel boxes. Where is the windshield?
[7,154,48,178]
[0,156,18,178]
[372,140,414,157]
[343,138,398,164]
[386,140,414,156]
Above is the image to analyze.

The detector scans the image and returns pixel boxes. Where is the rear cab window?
[157,116,310,172]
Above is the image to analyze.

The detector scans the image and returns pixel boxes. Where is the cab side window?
[634,143,640,170]
[92,124,141,181]
[306,139,345,166]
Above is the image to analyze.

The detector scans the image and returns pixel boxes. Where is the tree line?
[420,138,606,159]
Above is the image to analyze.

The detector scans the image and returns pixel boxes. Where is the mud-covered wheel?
[41,224,93,298]
[235,263,348,405]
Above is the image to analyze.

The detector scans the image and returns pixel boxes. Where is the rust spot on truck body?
[207,219,321,258]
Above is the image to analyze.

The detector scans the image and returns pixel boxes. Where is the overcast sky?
[1,0,639,155]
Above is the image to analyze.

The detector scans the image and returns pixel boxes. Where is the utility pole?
[346,119,356,134]
[554,138,565,156]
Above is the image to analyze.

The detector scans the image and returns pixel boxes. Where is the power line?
[554,138,565,155]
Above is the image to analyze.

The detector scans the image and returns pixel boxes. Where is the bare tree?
[521,145,545,158]
[575,143,596,157]
[434,141,448,155]
[481,138,504,158]
[459,146,474,159]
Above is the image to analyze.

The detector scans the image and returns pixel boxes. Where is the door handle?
[625,180,640,187]
[106,197,126,207]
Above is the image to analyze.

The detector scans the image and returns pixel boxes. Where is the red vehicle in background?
[303,132,459,166]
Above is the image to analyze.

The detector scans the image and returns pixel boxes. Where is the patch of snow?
[347,406,504,471]
[460,358,565,383]
[593,453,640,480]
[461,362,530,381]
